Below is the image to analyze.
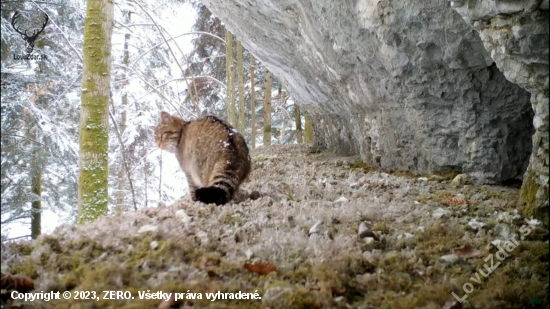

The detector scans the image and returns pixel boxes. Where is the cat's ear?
[160,111,173,124]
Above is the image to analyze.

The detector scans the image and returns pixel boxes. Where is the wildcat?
[153,111,251,205]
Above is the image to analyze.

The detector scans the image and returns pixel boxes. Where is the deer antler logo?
[11,11,49,54]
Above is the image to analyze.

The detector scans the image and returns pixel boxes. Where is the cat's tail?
[195,181,234,205]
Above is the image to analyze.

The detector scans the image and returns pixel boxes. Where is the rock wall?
[451,0,548,220]
[199,0,537,185]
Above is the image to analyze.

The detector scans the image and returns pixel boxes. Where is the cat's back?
[181,115,250,180]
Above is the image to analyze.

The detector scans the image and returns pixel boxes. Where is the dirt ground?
[1,144,548,309]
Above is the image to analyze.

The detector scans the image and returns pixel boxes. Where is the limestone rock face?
[201,0,535,183]
[451,0,548,219]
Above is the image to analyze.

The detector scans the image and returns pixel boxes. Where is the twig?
[130,31,225,68]
[108,108,137,211]
[130,0,201,116]
[112,63,190,117]
[29,0,83,61]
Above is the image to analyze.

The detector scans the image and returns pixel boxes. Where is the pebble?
[334,196,348,204]
[137,225,158,234]
[250,190,261,200]
[467,218,486,230]
[494,223,511,239]
[245,249,254,260]
[175,209,192,225]
[432,207,452,219]
[358,222,379,240]
[451,173,469,187]
[440,254,459,264]
[309,220,322,235]
[397,232,414,240]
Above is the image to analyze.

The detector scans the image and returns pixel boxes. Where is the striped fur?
[154,111,251,205]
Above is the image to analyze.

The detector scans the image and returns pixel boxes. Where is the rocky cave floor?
[1,144,549,309]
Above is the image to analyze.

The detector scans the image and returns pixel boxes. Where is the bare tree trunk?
[263,70,272,146]
[116,10,131,212]
[280,83,286,142]
[237,40,245,133]
[77,0,114,224]
[30,155,41,239]
[225,30,236,126]
[294,104,303,144]
[304,114,313,144]
[250,54,256,149]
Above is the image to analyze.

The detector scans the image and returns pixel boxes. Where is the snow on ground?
[1,144,548,309]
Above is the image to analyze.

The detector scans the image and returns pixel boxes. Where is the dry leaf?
[1,273,35,293]
[441,196,469,206]
[452,244,485,259]
[158,293,179,309]
[243,261,277,275]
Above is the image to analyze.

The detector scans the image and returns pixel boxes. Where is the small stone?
[416,226,425,232]
[495,210,521,223]
[363,237,376,244]
[451,174,469,187]
[518,267,530,279]
[309,220,322,235]
[467,218,486,231]
[432,207,452,219]
[417,177,428,183]
[358,222,379,241]
[138,225,158,234]
[526,217,542,227]
[349,182,360,189]
[175,209,192,225]
[250,190,261,200]
[397,232,414,240]
[494,223,511,239]
[196,231,209,245]
[245,249,254,260]
[334,196,348,203]
[262,286,295,308]
[150,241,159,250]
[470,193,487,202]
[440,254,459,264]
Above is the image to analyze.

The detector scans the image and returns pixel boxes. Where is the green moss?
[519,172,548,223]
[77,162,109,224]
[350,159,373,173]
[77,0,113,225]
[432,169,461,181]
[286,287,322,309]
[388,170,418,178]
[264,125,272,134]
[18,243,34,256]
[11,263,38,279]
[372,221,390,234]
[252,155,268,163]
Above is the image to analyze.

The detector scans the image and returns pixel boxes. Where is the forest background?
[1,0,313,241]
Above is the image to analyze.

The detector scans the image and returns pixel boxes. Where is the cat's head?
[153,111,185,153]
